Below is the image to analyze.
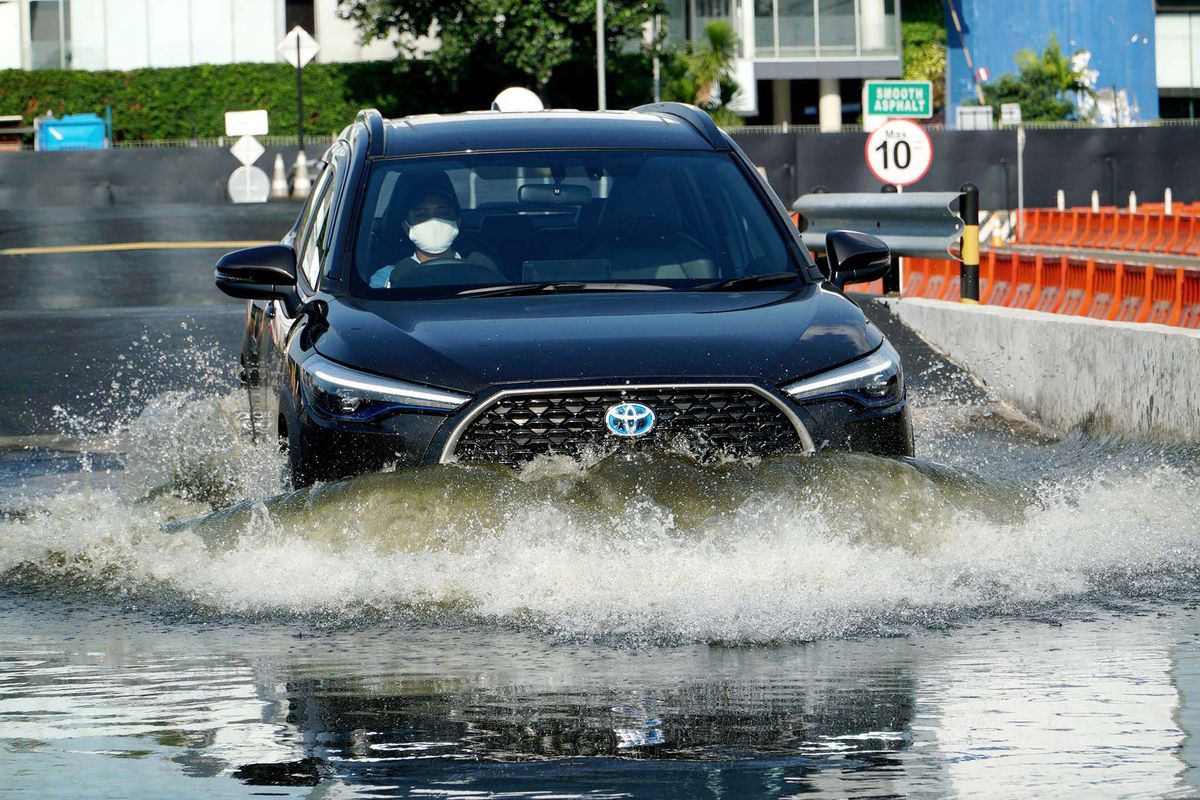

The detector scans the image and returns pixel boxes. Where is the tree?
[661,21,744,128]
[901,0,946,115]
[979,36,1094,122]
[337,0,661,104]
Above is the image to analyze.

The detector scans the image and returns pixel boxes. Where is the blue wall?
[945,0,1159,124]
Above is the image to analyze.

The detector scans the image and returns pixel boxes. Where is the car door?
[254,159,336,439]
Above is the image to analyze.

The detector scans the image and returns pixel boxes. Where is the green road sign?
[865,80,933,119]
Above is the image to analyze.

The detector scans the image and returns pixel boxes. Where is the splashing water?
[2,370,1198,644]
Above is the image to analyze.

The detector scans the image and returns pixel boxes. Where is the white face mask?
[406,217,459,256]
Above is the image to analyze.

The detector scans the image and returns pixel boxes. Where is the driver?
[369,190,499,288]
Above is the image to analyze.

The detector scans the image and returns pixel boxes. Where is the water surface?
[2,330,1199,798]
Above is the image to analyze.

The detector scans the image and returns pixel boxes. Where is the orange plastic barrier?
[900,254,1198,330]
[1087,261,1121,320]
[986,252,1045,309]
[1058,258,1092,315]
[1151,215,1181,253]
[1113,263,1150,322]
[902,260,928,297]
[1012,205,1200,257]
[1182,270,1200,328]
[1146,267,1184,325]
[1034,255,1067,313]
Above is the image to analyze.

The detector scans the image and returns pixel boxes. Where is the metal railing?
[1,134,329,151]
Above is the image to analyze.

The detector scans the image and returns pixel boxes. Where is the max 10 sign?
[864,119,933,187]
[864,81,933,119]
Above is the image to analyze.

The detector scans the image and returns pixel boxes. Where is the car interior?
[354,151,790,294]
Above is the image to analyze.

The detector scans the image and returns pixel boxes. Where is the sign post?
[864,115,934,297]
[277,26,319,148]
[224,110,270,203]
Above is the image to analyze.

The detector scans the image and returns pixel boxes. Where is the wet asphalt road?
[0,203,302,438]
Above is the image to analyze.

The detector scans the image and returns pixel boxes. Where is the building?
[1156,0,1200,118]
[3,0,897,130]
[944,0,1160,126]
[0,0,398,72]
[663,0,903,129]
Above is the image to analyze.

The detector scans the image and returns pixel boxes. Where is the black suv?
[216,103,911,485]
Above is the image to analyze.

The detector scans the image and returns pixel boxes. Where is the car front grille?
[449,387,804,466]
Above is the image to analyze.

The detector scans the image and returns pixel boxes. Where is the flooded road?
[2,208,1199,797]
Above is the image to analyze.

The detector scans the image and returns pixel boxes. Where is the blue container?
[36,113,107,151]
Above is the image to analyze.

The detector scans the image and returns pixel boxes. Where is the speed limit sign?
[865,119,933,186]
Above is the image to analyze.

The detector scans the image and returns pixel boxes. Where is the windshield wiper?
[691,271,802,292]
[457,282,670,298]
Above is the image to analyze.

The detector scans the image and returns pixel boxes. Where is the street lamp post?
[596,0,606,110]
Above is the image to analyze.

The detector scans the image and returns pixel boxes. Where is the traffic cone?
[270,154,289,199]
[292,151,311,199]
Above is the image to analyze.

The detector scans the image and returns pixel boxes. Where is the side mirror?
[215,244,299,313]
[825,230,891,290]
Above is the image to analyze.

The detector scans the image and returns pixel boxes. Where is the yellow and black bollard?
[959,182,980,303]
[881,183,901,294]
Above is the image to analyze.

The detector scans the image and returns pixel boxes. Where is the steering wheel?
[415,256,461,268]
[391,258,506,288]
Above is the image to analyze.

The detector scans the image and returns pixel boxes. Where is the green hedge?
[0,53,658,142]
[0,60,465,142]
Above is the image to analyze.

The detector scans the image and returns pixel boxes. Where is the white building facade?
[664,0,903,128]
[0,0,398,71]
[1156,6,1200,118]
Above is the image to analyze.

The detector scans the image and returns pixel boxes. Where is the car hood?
[312,286,882,394]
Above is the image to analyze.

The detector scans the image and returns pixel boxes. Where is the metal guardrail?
[793,191,965,259]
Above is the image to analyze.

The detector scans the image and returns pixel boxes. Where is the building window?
[663,0,687,46]
[778,0,816,58]
[30,0,70,69]
[670,0,895,60]
[818,0,857,53]
[695,0,731,38]
[754,0,775,57]
[285,0,315,34]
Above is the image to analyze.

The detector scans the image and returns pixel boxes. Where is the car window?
[292,164,329,250]
[352,150,809,299]
[297,168,334,291]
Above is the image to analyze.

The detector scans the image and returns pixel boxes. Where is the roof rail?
[356,108,386,156]
[631,102,728,149]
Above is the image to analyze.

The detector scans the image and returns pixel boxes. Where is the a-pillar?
[819,77,842,132]
[772,80,791,125]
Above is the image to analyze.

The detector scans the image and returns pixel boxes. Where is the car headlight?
[782,341,903,407]
[299,354,470,420]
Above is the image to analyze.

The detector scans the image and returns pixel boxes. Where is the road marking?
[0,240,274,256]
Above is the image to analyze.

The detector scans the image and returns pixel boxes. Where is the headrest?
[597,170,681,231]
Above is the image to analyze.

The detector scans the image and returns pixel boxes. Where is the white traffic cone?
[292,151,311,199]
[271,153,289,199]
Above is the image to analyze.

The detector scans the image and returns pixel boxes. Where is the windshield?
[350,150,811,298]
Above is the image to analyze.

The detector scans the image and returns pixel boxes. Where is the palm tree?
[663,21,744,129]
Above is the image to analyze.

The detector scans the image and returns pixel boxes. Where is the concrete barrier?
[892,298,1200,443]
